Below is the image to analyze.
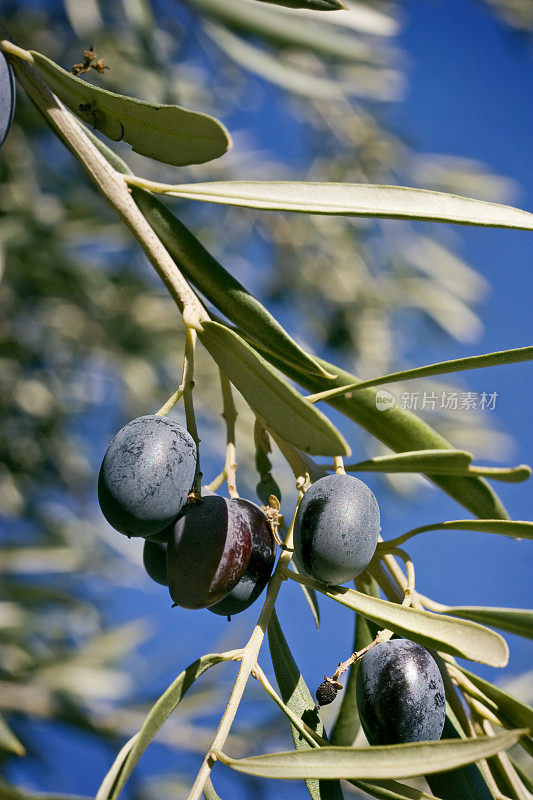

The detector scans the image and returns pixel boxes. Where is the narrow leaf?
[124,178,533,230]
[203,777,223,800]
[267,611,344,800]
[457,665,533,735]
[292,552,320,628]
[130,186,332,379]
[98,653,230,800]
[330,576,380,746]
[198,321,349,456]
[346,450,473,473]
[285,571,509,667]
[308,345,533,399]
[230,344,510,520]
[30,51,231,166]
[0,714,25,756]
[388,519,533,547]
[445,607,533,640]
[254,0,345,10]
[350,780,443,800]
[220,729,526,779]
[425,717,494,800]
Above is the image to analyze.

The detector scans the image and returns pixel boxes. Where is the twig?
[219,370,238,498]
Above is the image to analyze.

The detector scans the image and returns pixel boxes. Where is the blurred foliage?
[0,0,530,796]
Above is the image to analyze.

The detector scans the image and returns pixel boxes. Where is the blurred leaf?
[0,714,25,756]
[30,51,231,166]
[220,729,526,779]
[130,187,332,379]
[126,178,533,229]
[97,653,232,800]
[198,321,349,456]
[192,0,374,62]
[267,610,344,800]
[445,607,533,639]
[285,571,509,667]
[0,778,89,800]
[310,345,533,398]
[330,576,380,746]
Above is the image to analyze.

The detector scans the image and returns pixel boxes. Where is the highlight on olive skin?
[208,498,276,617]
[293,473,380,585]
[166,495,254,610]
[356,638,446,746]
[98,415,197,538]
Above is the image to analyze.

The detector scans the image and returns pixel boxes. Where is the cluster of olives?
[98,415,275,616]
[0,49,16,149]
[293,474,445,746]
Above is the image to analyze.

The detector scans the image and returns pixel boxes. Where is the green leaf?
[124,177,533,230]
[30,51,231,167]
[191,0,379,64]
[285,571,509,667]
[203,777,223,800]
[308,345,533,399]
[130,187,332,379]
[0,714,25,756]
[0,778,90,800]
[267,611,344,800]
[388,519,533,547]
[292,552,321,628]
[445,607,533,640]
[228,345,510,520]
[350,780,443,800]
[96,653,231,800]
[254,0,345,9]
[424,717,493,800]
[219,729,526,779]
[457,666,533,738]
[330,576,380,747]
[345,450,531,482]
[198,321,349,456]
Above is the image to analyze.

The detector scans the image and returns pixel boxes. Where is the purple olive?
[143,539,168,586]
[166,495,252,610]
[208,499,275,617]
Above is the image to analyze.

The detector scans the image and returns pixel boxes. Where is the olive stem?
[205,469,227,492]
[185,494,303,800]
[2,41,209,330]
[387,547,415,607]
[252,663,326,749]
[219,370,239,498]
[156,385,185,416]
[180,327,202,499]
[333,455,346,475]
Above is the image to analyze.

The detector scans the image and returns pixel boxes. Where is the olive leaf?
[203,777,223,800]
[124,177,533,229]
[284,571,509,667]
[267,610,344,800]
[385,519,533,548]
[444,607,533,640]
[456,665,533,739]
[190,0,378,63]
[30,51,231,166]
[130,186,333,379]
[345,450,531,483]
[0,781,90,800]
[254,0,345,10]
[424,717,493,800]
[198,321,349,456]
[231,343,510,520]
[219,729,526,780]
[0,714,25,756]
[349,780,443,800]
[307,345,533,400]
[96,653,233,800]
